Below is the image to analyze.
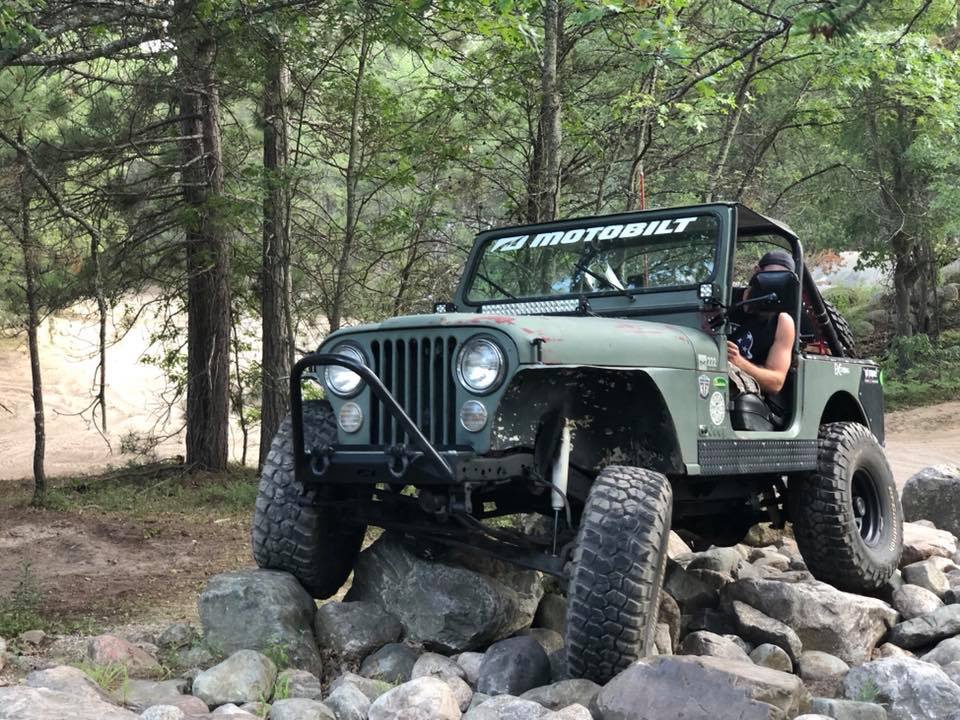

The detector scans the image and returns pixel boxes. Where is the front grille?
[369,336,459,447]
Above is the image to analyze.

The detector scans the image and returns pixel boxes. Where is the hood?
[325,312,718,370]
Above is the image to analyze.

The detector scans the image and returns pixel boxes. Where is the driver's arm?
[727,313,796,394]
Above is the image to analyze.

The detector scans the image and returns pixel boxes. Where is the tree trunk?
[259,39,293,467]
[536,0,562,222]
[175,0,231,470]
[16,136,45,505]
[329,27,369,332]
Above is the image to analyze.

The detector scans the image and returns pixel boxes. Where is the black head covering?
[758,250,795,273]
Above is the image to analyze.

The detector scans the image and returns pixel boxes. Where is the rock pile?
[3,466,960,720]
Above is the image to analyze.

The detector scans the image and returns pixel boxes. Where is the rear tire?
[565,466,672,684]
[251,400,367,599]
[823,298,859,358]
[790,422,902,592]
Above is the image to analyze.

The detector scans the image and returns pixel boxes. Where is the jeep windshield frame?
[458,206,727,313]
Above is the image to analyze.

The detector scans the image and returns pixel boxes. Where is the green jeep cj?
[252,203,902,684]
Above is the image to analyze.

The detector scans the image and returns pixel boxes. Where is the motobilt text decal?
[489,216,699,253]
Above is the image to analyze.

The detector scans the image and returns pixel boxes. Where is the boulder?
[744,524,786,548]
[87,635,162,677]
[446,675,474,711]
[902,467,960,537]
[520,679,601,713]
[157,623,197,651]
[886,605,960,649]
[688,548,744,577]
[123,679,189,712]
[892,584,944,620]
[809,697,887,720]
[678,631,752,662]
[921,637,960,666]
[721,578,897,665]
[314,601,402,661]
[198,570,322,676]
[798,651,850,681]
[328,672,393,702]
[25,665,114,703]
[456,652,485,686]
[901,561,950,598]
[658,592,681,650]
[682,608,737,636]
[191,650,277,707]
[412,652,467,681]
[523,628,564,656]
[874,643,913,659]
[944,661,960,686]
[664,562,719,611]
[463,696,550,719]
[731,600,803,662]
[667,531,693,558]
[750,644,793,673]
[534,594,567,636]
[844,657,960,720]
[476,636,551,696]
[140,707,185,720]
[360,643,419,684]
[277,669,324,701]
[18,629,46,645]
[367,677,462,720]
[270,698,335,720]
[554,705,593,720]
[323,683,371,720]
[901,522,958,566]
[347,536,542,652]
[594,655,809,720]
[0,687,139,720]
[210,703,257,717]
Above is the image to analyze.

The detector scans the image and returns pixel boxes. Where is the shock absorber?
[551,421,572,555]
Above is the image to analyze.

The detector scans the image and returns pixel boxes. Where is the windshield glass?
[466,213,720,303]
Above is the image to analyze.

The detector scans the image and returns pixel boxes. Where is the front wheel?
[790,422,902,593]
[251,400,368,599]
[565,466,673,684]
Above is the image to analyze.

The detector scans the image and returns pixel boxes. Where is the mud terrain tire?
[791,422,902,593]
[824,298,858,358]
[565,465,672,684]
[252,400,367,599]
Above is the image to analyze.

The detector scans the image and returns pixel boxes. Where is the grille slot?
[370,336,458,447]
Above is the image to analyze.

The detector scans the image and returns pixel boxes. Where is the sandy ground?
[885,401,960,488]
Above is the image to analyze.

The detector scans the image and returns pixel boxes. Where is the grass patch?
[882,330,960,410]
[73,662,129,701]
[0,562,99,637]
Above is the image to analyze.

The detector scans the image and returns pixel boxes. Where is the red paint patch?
[464,315,516,325]
[614,322,662,335]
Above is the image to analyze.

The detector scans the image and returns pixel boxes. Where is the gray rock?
[191,649,277,707]
[140,707,185,720]
[360,643,419,684]
[0,687,139,720]
[534,594,567,635]
[798,651,850,681]
[654,623,673,655]
[456,652,485,686]
[744,524,786,547]
[664,562,718,611]
[594,655,809,720]
[658,592,681,650]
[314,601,402,661]
[554,705,592,720]
[688,548,744,577]
[922,637,960,666]
[175,644,214,669]
[328,672,393,702]
[446,675,474,711]
[464,696,550,719]
[902,560,950,598]
[347,535,543,652]
[886,605,960,649]
[18,629,46,645]
[902,467,960,537]
[367,676,462,720]
[468,693,491,711]
[270,698,335,720]
[750,644,793,672]
[731,600,803,662]
[157,623,197,650]
[522,628,564,656]
[520,679,601,713]
[721,577,897,665]
[124,679,189,712]
[874,643,912,660]
[943,661,960,686]
[901,522,958,566]
[892,584,944,620]
[476,636,551,696]
[548,648,567,682]
[682,608,736,636]
[25,665,114,703]
[726,634,754,654]
[809,697,887,720]
[211,703,257,717]
[198,570,322,675]
[277,669,324,701]
[412,652,467,681]
[678,631,752,662]
[87,635,162,676]
[794,716,833,720]
[844,657,960,720]
[323,683,371,720]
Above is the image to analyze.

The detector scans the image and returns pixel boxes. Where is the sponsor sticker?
[834,364,851,377]
[697,353,718,370]
[863,367,880,384]
[709,392,725,426]
[713,376,728,389]
[698,374,710,398]
[489,216,699,253]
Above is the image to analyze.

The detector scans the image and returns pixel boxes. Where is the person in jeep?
[727,250,797,418]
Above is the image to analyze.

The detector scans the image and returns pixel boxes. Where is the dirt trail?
[885,401,960,488]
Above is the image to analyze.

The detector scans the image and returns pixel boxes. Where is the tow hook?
[387,445,413,478]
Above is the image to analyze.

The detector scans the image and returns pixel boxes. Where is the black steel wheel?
[565,465,673,684]
[251,400,368,599]
[790,422,902,592]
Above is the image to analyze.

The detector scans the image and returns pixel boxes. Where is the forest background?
[2,0,960,505]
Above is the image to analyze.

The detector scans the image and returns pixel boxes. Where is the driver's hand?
[727,340,743,367]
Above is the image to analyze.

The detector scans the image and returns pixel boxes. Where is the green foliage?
[883,330,960,410]
[271,673,292,702]
[262,641,290,670]
[0,562,44,638]
[72,662,129,701]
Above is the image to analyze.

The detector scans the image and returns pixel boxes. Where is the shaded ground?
[885,400,960,489]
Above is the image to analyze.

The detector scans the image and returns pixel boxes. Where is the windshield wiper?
[573,247,635,303]
[477,272,518,300]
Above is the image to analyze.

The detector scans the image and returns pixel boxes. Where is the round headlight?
[324,343,365,397]
[338,402,363,433]
[456,337,505,394]
[460,400,488,432]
